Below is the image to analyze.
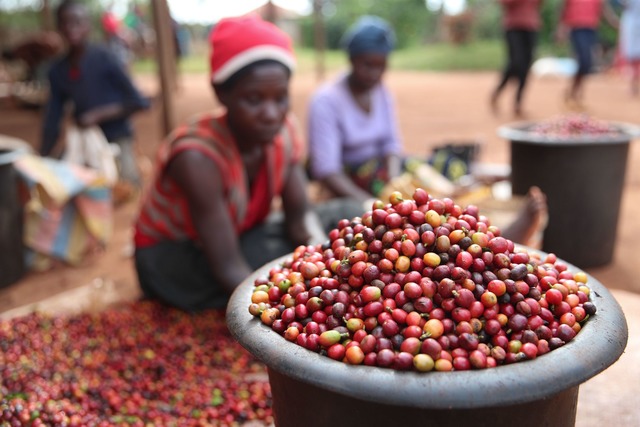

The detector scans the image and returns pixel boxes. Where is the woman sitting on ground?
[133,15,361,312]
[307,15,548,247]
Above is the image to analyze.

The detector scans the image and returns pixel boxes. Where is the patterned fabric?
[344,157,391,197]
[134,111,300,248]
[14,154,113,266]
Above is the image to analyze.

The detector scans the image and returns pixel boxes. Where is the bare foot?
[563,90,587,112]
[501,186,548,249]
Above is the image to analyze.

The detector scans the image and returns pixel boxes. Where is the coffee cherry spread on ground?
[0,301,273,426]
[529,114,622,139]
[249,189,596,372]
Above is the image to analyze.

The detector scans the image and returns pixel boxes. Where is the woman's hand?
[321,172,374,204]
[282,164,325,246]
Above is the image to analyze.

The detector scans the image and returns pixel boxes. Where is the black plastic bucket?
[499,122,639,269]
[0,148,26,288]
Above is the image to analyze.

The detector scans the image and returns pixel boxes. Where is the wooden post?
[264,0,277,23]
[41,0,54,31]
[150,0,177,137]
[313,0,326,82]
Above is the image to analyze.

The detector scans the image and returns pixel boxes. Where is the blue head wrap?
[341,15,396,57]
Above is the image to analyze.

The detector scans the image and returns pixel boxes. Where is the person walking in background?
[490,0,544,117]
[123,3,154,60]
[41,0,150,193]
[101,9,134,71]
[619,0,640,95]
[557,0,619,110]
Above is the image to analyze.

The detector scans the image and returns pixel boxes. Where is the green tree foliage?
[467,1,502,40]
[0,0,107,41]
[296,0,589,50]
[539,0,563,45]
[0,2,42,37]
[299,0,435,50]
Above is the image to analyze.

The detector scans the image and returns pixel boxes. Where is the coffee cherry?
[248,189,597,373]
[530,114,622,139]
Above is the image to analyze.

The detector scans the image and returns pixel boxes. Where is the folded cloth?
[13,154,113,266]
[63,125,119,186]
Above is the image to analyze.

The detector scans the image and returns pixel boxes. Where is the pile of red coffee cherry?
[249,189,596,372]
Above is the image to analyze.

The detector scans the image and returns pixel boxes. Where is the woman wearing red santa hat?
[133,15,361,311]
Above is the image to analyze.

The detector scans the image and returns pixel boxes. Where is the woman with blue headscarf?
[307,16,549,248]
[307,15,401,202]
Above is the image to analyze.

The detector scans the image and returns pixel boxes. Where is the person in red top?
[557,0,619,109]
[490,0,544,117]
[134,15,361,311]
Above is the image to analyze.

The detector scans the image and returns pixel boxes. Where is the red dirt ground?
[1,69,639,426]
[3,69,640,306]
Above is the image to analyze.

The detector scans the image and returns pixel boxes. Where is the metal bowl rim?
[226,247,628,409]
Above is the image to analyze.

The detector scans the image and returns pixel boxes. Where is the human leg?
[135,240,230,312]
[136,213,324,311]
[238,211,299,270]
[567,29,596,108]
[239,199,364,270]
[111,137,142,188]
[491,30,518,113]
[512,30,537,116]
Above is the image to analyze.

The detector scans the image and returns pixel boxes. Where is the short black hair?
[55,0,88,27]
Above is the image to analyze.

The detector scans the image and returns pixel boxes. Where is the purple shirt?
[307,74,402,179]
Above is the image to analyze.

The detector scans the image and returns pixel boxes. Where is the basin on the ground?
[499,121,640,268]
[227,251,628,427]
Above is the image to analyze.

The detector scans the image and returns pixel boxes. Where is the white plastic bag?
[63,126,119,186]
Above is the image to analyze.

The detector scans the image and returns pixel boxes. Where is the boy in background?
[41,0,150,193]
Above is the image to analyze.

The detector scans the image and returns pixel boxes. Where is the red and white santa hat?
[209,14,296,85]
